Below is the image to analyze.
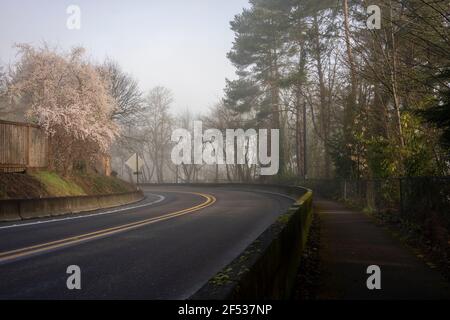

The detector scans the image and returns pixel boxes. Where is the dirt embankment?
[0,171,136,200]
[0,173,50,199]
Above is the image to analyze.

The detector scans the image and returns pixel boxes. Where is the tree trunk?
[312,14,331,178]
[388,0,405,149]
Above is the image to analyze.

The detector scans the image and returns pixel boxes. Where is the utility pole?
[303,101,308,180]
[136,154,139,186]
[126,153,142,189]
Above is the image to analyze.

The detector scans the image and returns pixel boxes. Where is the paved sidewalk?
[316,197,450,300]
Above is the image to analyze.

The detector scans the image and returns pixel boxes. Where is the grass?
[211,268,233,286]
[31,171,135,197]
[69,173,135,195]
[31,171,86,197]
[277,212,294,224]
[0,170,135,199]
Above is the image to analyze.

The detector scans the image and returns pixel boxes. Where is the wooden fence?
[0,119,48,173]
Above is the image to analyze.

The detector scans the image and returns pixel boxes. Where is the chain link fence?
[295,177,450,247]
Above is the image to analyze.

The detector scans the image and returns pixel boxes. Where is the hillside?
[0,171,136,200]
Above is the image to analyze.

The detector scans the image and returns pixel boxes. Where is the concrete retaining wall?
[190,185,313,300]
[0,191,144,222]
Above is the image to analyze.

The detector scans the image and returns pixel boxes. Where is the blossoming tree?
[6,44,119,174]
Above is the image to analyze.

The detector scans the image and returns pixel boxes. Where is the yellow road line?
[0,192,216,263]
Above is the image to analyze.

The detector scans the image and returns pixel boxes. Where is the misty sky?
[0,0,249,114]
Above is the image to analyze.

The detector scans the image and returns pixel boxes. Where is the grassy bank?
[0,171,136,200]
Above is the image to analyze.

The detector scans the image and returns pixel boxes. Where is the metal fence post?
[399,178,404,216]
[343,180,347,201]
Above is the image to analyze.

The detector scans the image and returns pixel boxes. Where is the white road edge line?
[0,193,166,230]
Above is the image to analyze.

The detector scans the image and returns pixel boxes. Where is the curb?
[0,191,144,222]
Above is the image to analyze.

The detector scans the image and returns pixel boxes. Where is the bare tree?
[0,65,27,121]
[0,66,6,116]
[141,86,174,183]
[98,60,144,126]
[174,108,206,183]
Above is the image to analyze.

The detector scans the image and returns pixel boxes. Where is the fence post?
[343,180,347,201]
[47,134,51,169]
[26,125,30,169]
[399,178,404,216]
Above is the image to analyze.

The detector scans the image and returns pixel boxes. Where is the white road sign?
[125,153,144,173]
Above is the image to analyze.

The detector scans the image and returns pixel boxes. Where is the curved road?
[0,185,294,299]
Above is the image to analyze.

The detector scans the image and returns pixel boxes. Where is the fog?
[0,0,249,114]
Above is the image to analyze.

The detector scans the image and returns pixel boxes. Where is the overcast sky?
[0,0,249,115]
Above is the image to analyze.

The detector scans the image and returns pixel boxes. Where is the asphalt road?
[0,185,294,299]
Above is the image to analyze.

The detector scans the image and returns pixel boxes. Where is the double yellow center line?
[0,192,216,264]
